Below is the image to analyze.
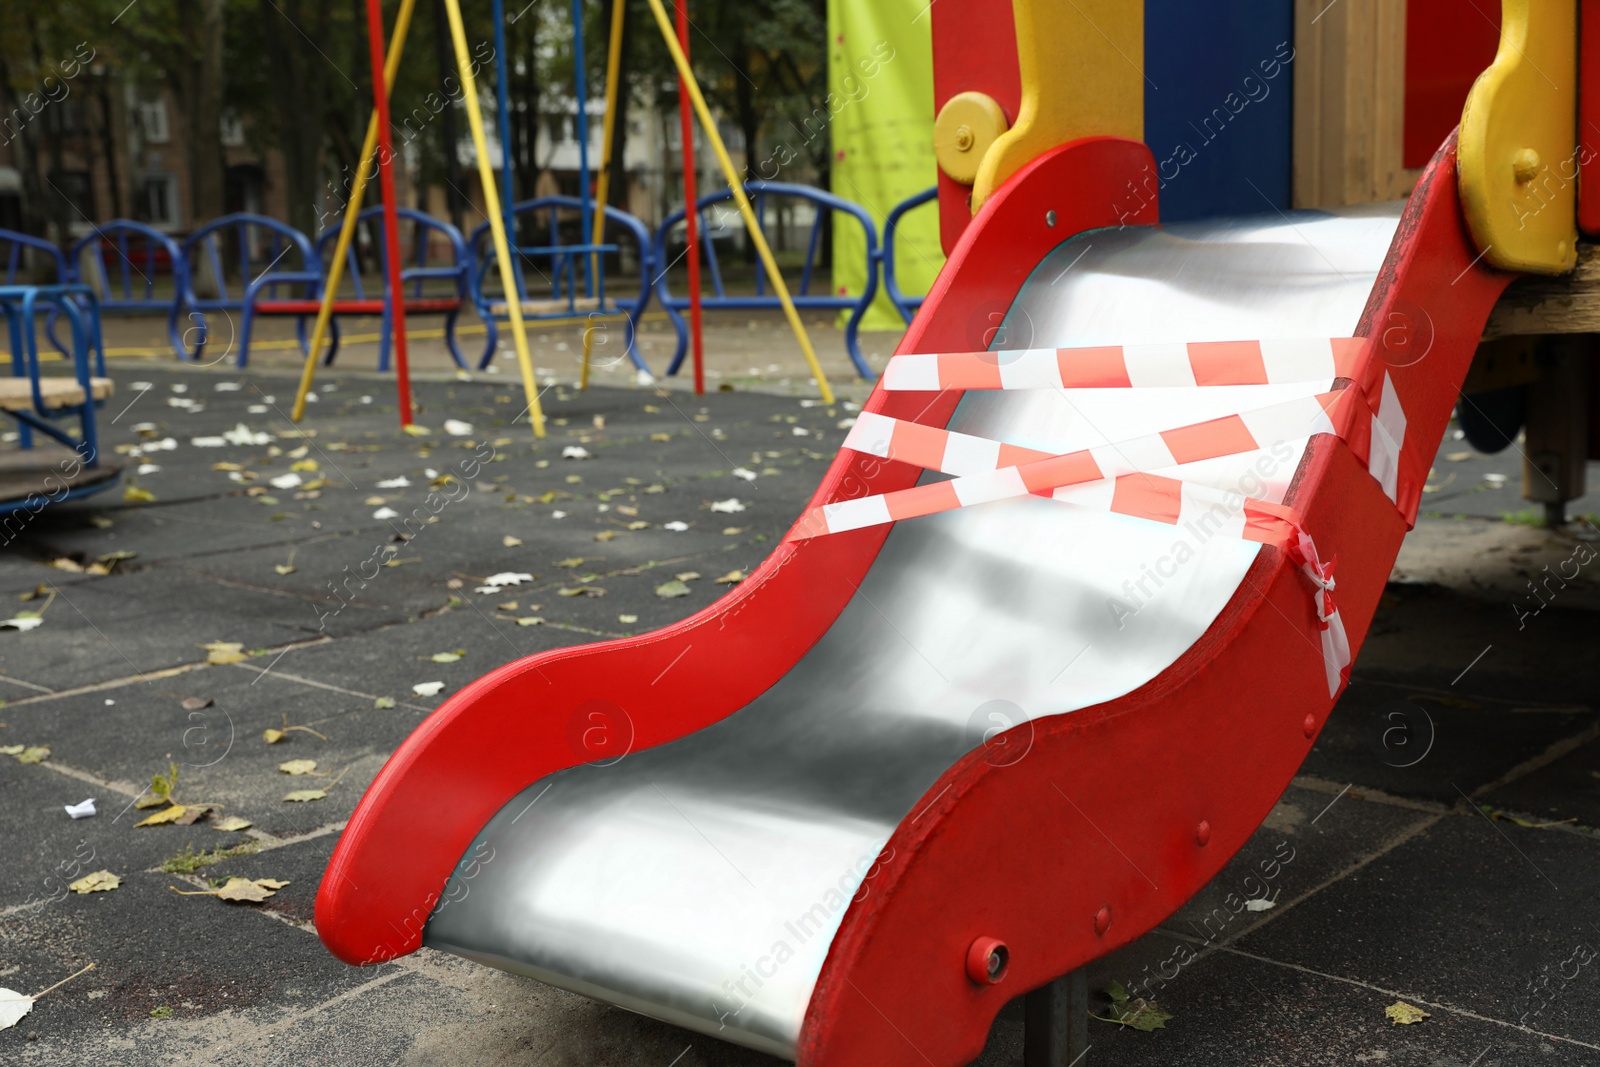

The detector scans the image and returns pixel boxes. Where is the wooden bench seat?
[0,376,114,411]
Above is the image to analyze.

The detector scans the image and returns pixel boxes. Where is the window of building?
[220,110,245,148]
[136,173,180,229]
[138,98,169,144]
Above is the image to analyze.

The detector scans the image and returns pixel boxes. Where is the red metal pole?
[365,0,413,425]
[675,0,705,394]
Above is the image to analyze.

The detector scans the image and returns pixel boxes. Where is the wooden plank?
[0,377,114,411]
[1482,243,1600,339]
[1293,0,1419,208]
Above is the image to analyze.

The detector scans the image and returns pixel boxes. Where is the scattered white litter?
[791,426,809,437]
[305,392,318,403]
[799,399,821,408]
[170,383,188,394]
[482,572,533,587]
[146,438,178,451]
[663,521,689,532]
[131,381,153,392]
[412,681,445,697]
[635,369,655,386]
[1245,896,1277,913]
[424,468,438,479]
[376,477,411,489]
[137,464,161,475]
[372,507,400,520]
[562,446,591,460]
[64,798,96,820]
[223,423,273,446]
[731,467,757,481]
[444,419,473,436]
[361,395,373,404]
[166,396,200,410]
[710,499,746,514]
[270,473,302,490]
[0,617,43,631]
[1484,472,1508,486]
[214,382,242,392]
[550,510,567,519]
[191,436,227,448]
[247,404,269,414]
[837,418,856,429]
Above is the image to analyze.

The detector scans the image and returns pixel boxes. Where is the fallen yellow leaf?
[203,641,247,665]
[1385,1001,1430,1025]
[68,870,120,894]
[277,759,317,775]
[136,804,188,827]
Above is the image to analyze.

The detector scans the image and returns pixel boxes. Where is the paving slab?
[1235,811,1600,1048]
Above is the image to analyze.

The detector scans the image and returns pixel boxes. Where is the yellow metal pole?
[640,0,834,405]
[442,0,546,437]
[291,0,419,423]
[580,0,628,391]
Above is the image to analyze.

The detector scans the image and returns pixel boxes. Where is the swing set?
[289,0,835,439]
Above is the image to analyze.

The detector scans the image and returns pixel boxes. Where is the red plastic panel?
[930,0,1021,254]
[315,136,1158,968]
[1581,0,1600,235]
[796,135,1517,1066]
[1404,0,1500,169]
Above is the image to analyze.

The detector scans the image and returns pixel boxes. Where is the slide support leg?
[1024,967,1089,1067]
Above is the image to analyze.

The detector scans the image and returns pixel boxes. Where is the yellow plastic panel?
[1459,0,1578,274]
[970,0,1143,210]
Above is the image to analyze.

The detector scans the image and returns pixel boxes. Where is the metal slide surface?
[423,205,1404,1057]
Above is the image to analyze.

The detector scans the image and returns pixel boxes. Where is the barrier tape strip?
[798,390,1354,539]
[789,336,1402,696]
[881,337,1365,392]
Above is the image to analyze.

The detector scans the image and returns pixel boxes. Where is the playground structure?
[314,0,1600,1063]
[0,285,119,514]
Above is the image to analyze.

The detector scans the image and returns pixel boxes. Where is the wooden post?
[1292,0,1417,208]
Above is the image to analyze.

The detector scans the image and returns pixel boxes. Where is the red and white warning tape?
[881,337,1365,392]
[804,390,1354,538]
[787,334,1401,696]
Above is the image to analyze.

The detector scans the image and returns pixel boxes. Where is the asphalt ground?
[0,357,1596,1066]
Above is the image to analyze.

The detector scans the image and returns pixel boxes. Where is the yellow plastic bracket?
[1459,0,1579,275]
[970,0,1143,211]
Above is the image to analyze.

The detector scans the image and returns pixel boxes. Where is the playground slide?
[315,133,1515,1064]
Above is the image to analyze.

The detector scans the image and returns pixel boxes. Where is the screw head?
[1045,210,1057,227]
[966,936,1009,984]
[1303,712,1317,738]
[1094,905,1112,936]
[1512,147,1542,183]
[1196,820,1212,846]
[954,124,975,152]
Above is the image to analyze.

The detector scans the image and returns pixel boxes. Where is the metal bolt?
[1196,820,1212,846]
[1303,712,1317,738]
[954,124,975,152]
[1512,147,1542,183]
[1045,210,1057,227]
[1094,905,1112,936]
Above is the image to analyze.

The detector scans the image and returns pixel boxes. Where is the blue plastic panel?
[1143,0,1295,222]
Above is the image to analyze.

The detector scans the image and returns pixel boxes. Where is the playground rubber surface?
[1,361,1598,1065]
